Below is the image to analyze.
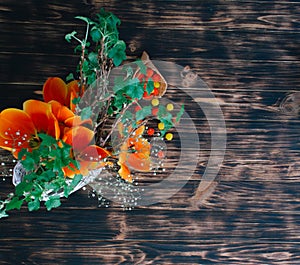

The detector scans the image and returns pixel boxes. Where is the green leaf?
[159,119,174,136]
[45,195,61,211]
[65,31,77,43]
[146,78,154,94]
[123,65,134,78]
[88,52,98,65]
[15,180,33,196]
[23,172,38,182]
[135,60,147,75]
[39,133,57,145]
[82,60,89,73]
[110,94,126,112]
[75,16,91,24]
[74,44,82,53]
[80,106,92,120]
[157,105,174,135]
[0,210,8,219]
[125,79,144,100]
[66,73,74,82]
[28,198,40,212]
[64,174,83,197]
[107,12,121,27]
[21,157,35,171]
[90,27,102,42]
[6,197,23,211]
[176,104,185,123]
[108,41,126,66]
[18,148,27,160]
[113,76,125,93]
[136,106,152,121]
[120,110,133,123]
[72,97,81,105]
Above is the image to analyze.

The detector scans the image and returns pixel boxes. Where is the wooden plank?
[1,54,299,93]
[0,209,300,264]
[0,0,300,264]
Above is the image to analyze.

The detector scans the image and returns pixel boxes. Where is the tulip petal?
[67,80,81,112]
[0,109,37,157]
[80,145,110,161]
[23,100,60,139]
[49,100,74,122]
[62,126,94,152]
[62,162,81,178]
[64,116,93,128]
[127,153,151,172]
[133,125,145,137]
[0,108,36,139]
[118,162,132,182]
[43,77,68,106]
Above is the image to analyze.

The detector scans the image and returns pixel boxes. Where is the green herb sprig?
[0,133,83,218]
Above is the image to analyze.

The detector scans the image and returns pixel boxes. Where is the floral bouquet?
[0,9,183,218]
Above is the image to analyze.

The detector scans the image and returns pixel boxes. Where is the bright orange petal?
[0,137,14,152]
[62,126,94,152]
[0,109,37,157]
[133,125,145,137]
[23,100,60,139]
[80,145,110,161]
[127,154,151,171]
[64,116,93,128]
[126,136,151,171]
[67,80,81,112]
[43,77,68,106]
[62,162,80,178]
[128,137,150,154]
[49,100,74,122]
[118,141,128,164]
[118,162,132,182]
[0,108,36,139]
[67,80,80,95]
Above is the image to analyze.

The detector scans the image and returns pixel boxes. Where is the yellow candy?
[166,103,174,111]
[154,82,160,88]
[158,122,165,130]
[165,133,173,141]
[151,98,159,106]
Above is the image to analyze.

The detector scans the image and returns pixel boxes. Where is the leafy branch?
[0,133,83,219]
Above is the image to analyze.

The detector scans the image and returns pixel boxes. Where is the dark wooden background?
[1,0,300,264]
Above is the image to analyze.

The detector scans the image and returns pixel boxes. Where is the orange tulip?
[43,77,83,112]
[117,125,151,182]
[0,99,61,158]
[23,100,60,140]
[62,126,110,177]
[48,100,92,138]
[0,109,37,157]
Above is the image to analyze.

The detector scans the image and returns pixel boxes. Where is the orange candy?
[147,128,155,136]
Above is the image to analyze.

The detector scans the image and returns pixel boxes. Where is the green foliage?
[109,74,145,115]
[134,60,147,75]
[65,31,78,43]
[0,133,83,219]
[157,105,174,136]
[176,104,185,123]
[80,106,92,120]
[108,41,127,67]
[136,106,152,122]
[65,8,126,86]
[66,73,75,82]
[145,78,154,94]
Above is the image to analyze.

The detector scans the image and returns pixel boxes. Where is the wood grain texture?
[0,0,300,264]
